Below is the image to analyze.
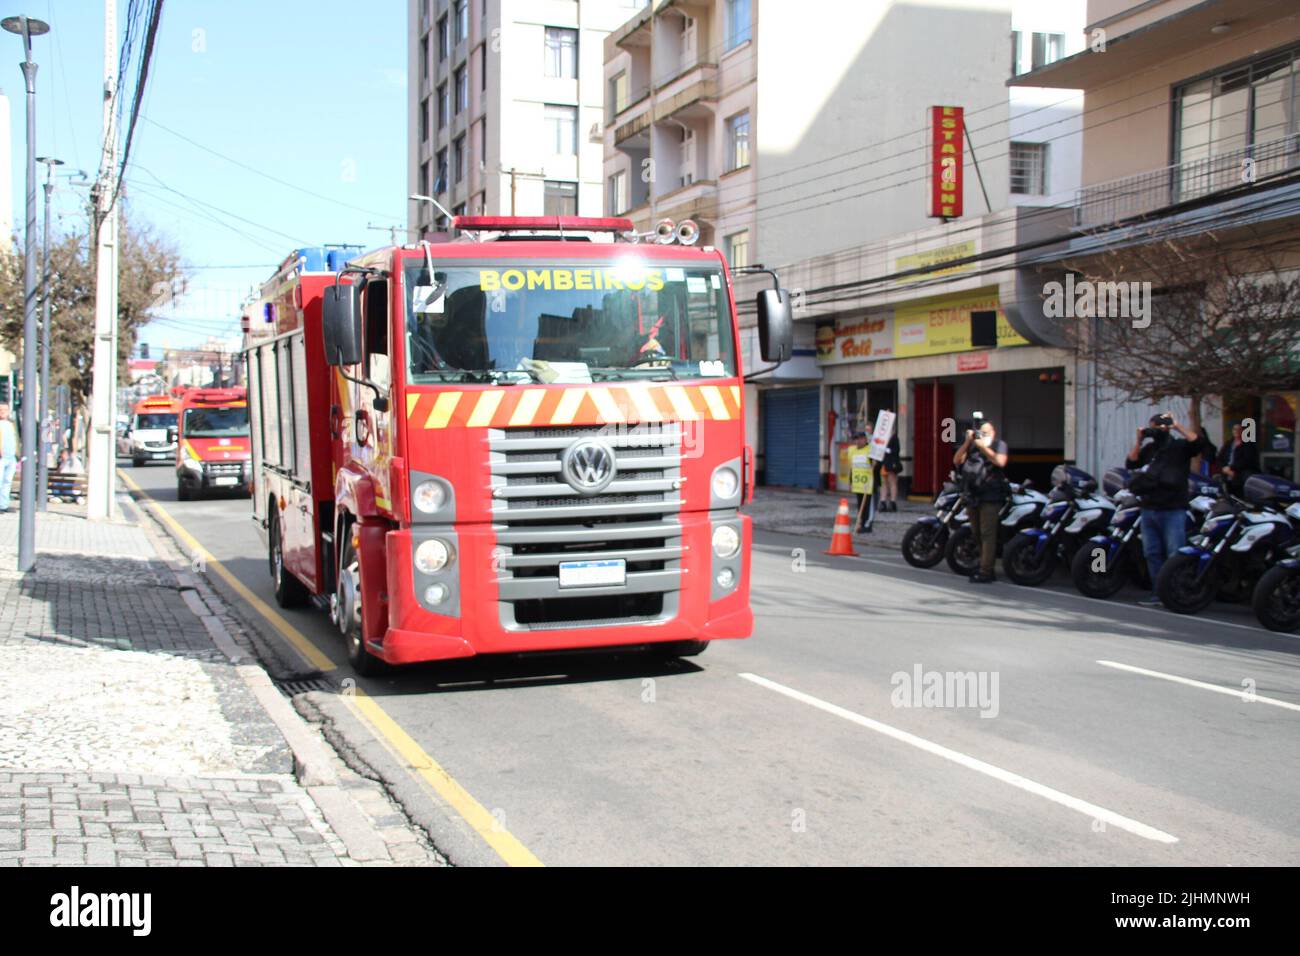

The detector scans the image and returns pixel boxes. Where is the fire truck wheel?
[176,480,191,501]
[269,513,309,608]
[337,531,384,676]
[653,639,710,658]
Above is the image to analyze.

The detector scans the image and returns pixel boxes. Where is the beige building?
[1014,0,1300,479]
[407,0,652,235]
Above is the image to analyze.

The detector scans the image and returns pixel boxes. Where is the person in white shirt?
[0,403,18,512]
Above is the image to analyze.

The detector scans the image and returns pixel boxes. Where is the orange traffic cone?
[824,498,860,556]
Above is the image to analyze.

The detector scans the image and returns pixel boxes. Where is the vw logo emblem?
[561,439,616,495]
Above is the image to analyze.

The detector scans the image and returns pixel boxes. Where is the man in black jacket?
[1126,407,1212,607]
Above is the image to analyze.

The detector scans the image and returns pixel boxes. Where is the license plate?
[558,559,626,588]
[213,476,239,487]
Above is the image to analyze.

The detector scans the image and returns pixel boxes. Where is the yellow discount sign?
[478,268,666,293]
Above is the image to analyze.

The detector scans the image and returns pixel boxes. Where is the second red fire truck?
[242,218,790,673]
[175,387,252,500]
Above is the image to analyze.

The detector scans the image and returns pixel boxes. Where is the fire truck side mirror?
[756,288,793,363]
[323,284,362,366]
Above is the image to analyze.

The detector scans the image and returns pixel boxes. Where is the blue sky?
[5,0,406,353]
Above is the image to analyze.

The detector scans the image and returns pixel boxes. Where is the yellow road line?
[117,467,543,867]
[345,691,544,867]
[117,469,336,672]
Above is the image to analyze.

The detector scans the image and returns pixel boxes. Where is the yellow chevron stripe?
[467,390,505,427]
[406,394,420,418]
[425,391,462,429]
[550,387,586,426]
[699,385,730,420]
[625,384,662,422]
[509,389,545,427]
[665,385,700,421]
[730,385,741,409]
[589,387,625,423]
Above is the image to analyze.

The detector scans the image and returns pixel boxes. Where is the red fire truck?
[243,218,791,673]
[175,387,253,500]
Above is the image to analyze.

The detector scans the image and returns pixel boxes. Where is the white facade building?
[406,0,651,235]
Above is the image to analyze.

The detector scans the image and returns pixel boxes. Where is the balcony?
[1074,133,1300,228]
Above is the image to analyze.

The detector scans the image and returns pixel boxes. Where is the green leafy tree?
[0,215,185,411]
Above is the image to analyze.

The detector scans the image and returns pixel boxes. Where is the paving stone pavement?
[0,505,442,866]
[742,486,928,548]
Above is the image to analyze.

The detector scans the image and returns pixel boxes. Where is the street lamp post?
[3,13,49,571]
[36,155,62,513]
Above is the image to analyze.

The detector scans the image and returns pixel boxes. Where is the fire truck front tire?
[268,513,309,608]
[336,531,384,676]
[176,479,192,501]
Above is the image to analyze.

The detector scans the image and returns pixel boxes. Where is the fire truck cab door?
[357,278,393,513]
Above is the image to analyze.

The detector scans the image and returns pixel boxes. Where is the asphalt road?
[119,460,1300,866]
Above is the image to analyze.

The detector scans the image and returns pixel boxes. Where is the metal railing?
[1074,133,1300,228]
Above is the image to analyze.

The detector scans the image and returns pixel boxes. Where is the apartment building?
[406,0,651,235]
[1013,0,1300,479]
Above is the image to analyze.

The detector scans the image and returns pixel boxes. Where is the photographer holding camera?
[1126,405,1212,607]
[954,416,1009,583]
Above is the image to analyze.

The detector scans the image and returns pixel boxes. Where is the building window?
[419,161,430,198]
[609,71,628,119]
[455,66,469,113]
[725,0,751,51]
[608,170,627,215]
[725,231,749,269]
[480,43,487,90]
[544,180,578,216]
[1031,33,1064,70]
[545,27,578,79]
[454,135,466,183]
[678,126,696,187]
[1009,142,1048,194]
[453,202,467,217]
[437,14,449,61]
[727,111,750,171]
[438,82,449,127]
[435,148,448,193]
[1175,45,1300,170]
[478,116,488,164]
[1011,30,1023,77]
[419,36,429,80]
[419,96,430,142]
[455,0,469,43]
[545,104,578,155]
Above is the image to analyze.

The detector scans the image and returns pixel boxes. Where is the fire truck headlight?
[715,567,735,589]
[712,525,740,559]
[711,467,740,501]
[180,445,202,472]
[415,538,453,574]
[413,479,447,514]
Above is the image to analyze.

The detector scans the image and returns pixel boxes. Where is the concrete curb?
[122,489,415,865]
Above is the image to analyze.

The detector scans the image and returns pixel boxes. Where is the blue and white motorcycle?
[1157,474,1300,615]
[1002,465,1116,587]
[1071,470,1219,600]
[943,480,1049,576]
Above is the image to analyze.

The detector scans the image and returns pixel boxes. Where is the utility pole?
[87,0,117,520]
[2,12,50,571]
[36,154,61,512]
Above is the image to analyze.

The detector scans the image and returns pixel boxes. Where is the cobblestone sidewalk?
[0,503,441,867]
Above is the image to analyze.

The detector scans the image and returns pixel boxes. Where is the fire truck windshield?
[403,261,736,383]
[183,407,250,438]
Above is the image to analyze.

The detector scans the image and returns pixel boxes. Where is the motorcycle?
[1157,474,1300,615]
[943,480,1048,576]
[1002,465,1116,587]
[900,472,964,568]
[1071,471,1220,600]
[1253,538,1300,632]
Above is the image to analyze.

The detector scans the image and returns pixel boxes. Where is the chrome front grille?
[489,423,684,630]
[206,461,245,476]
